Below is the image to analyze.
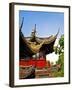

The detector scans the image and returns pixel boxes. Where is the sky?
[19,10,64,38]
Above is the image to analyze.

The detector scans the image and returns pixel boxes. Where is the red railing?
[19,59,47,68]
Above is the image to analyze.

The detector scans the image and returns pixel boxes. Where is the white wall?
[0,0,72,90]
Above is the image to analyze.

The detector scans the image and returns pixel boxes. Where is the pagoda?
[19,18,59,59]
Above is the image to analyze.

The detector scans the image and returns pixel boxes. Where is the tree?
[59,35,64,49]
[54,46,58,54]
[54,35,64,54]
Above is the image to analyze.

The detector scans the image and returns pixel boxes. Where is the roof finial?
[32,24,37,36]
[30,24,37,42]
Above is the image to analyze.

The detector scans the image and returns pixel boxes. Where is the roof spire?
[34,24,36,35]
[30,24,37,42]
[31,24,37,37]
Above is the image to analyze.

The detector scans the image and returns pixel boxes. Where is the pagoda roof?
[20,30,59,54]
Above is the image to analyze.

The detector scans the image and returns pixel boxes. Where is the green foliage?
[51,35,64,77]
[54,35,64,55]
[58,53,64,76]
[59,35,64,49]
[57,53,64,72]
[54,46,62,54]
[54,46,58,54]
[52,53,64,77]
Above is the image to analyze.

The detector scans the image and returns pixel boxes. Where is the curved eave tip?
[56,28,60,36]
